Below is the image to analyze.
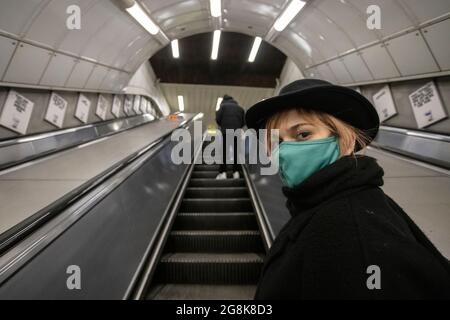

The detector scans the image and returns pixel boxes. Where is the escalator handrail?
[0,114,155,147]
[0,116,197,273]
[379,125,450,143]
[0,114,160,171]
[241,164,275,251]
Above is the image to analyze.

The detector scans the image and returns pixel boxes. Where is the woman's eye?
[296,132,311,140]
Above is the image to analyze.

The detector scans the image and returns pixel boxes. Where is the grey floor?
[0,117,189,235]
[366,147,450,259]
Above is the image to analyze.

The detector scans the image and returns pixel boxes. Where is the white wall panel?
[314,0,379,47]
[85,65,109,90]
[275,58,304,94]
[293,8,354,58]
[422,19,450,70]
[349,0,413,38]
[386,31,439,76]
[360,44,400,79]
[151,0,204,23]
[0,35,17,79]
[3,42,51,84]
[0,0,45,36]
[401,0,450,24]
[40,53,76,87]
[316,63,338,83]
[25,0,95,48]
[304,67,321,80]
[58,0,118,57]
[328,59,353,84]
[65,60,95,88]
[342,52,373,83]
[100,69,121,91]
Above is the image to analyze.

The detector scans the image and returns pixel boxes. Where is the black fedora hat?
[246,79,380,147]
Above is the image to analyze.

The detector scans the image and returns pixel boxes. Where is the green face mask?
[273,136,341,188]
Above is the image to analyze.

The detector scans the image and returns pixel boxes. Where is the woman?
[245,79,450,299]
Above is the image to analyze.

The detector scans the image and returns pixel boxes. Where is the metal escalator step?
[173,213,257,231]
[147,284,257,300]
[194,165,239,172]
[180,198,253,213]
[185,187,248,199]
[191,171,227,179]
[155,253,264,284]
[166,230,264,253]
[189,179,245,188]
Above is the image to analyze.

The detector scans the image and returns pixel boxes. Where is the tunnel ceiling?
[150,32,286,88]
[0,0,449,92]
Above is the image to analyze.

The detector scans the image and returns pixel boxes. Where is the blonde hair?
[265,108,370,156]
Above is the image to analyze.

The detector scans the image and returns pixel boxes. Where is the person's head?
[265,107,370,157]
[223,95,233,101]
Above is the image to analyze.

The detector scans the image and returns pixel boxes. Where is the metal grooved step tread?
[194,164,242,172]
[185,187,248,198]
[155,253,264,284]
[173,213,257,231]
[189,179,246,188]
[181,198,253,213]
[147,159,265,299]
[148,284,257,300]
[166,231,264,253]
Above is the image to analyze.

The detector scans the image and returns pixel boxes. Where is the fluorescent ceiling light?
[171,39,180,58]
[248,37,262,63]
[210,0,222,18]
[274,0,306,32]
[126,2,160,35]
[211,30,221,60]
[216,97,224,111]
[178,95,185,112]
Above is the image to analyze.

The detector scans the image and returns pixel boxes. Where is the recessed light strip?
[216,97,224,111]
[211,30,222,60]
[178,95,185,112]
[126,1,160,35]
[274,0,306,32]
[171,39,180,59]
[210,0,222,18]
[248,36,262,63]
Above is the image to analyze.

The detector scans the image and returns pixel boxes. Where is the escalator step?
[173,213,257,231]
[191,171,227,179]
[185,187,248,199]
[166,231,264,253]
[148,284,257,300]
[189,179,245,188]
[194,165,238,172]
[155,253,264,284]
[180,198,253,213]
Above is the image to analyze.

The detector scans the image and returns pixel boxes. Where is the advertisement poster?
[45,92,68,129]
[0,90,34,134]
[409,81,447,129]
[75,93,91,124]
[372,85,397,122]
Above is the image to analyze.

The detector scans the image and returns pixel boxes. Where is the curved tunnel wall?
[0,0,449,137]
[1,0,449,93]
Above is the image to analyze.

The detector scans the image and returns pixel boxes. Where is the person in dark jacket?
[245,79,450,300]
[216,95,246,180]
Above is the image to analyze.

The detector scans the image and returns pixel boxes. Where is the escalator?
[146,157,267,300]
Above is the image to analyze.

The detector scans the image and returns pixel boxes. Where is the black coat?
[216,98,245,130]
[255,156,450,300]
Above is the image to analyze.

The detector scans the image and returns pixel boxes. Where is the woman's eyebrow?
[288,123,312,131]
